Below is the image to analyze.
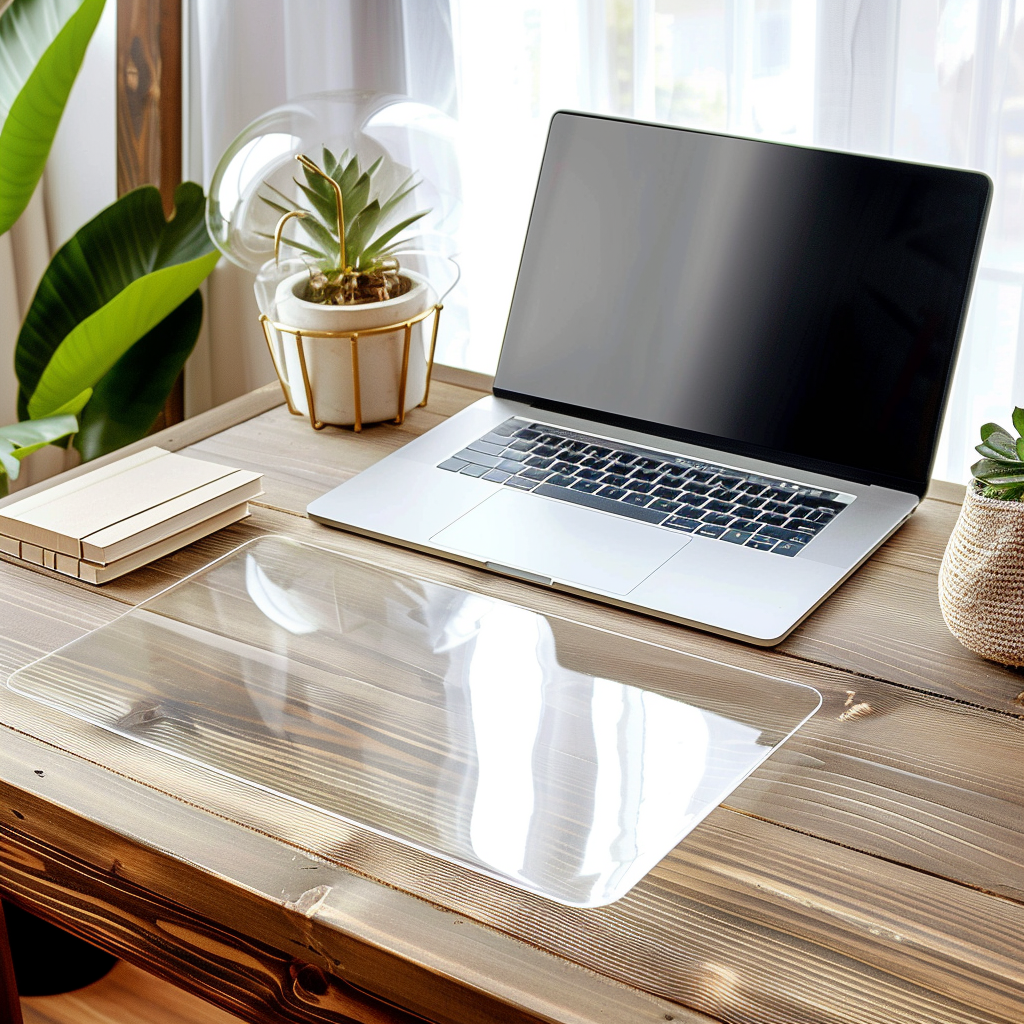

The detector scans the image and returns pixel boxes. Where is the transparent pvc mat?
[8,537,820,907]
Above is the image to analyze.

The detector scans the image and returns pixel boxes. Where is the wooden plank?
[1,733,1022,1024]
[0,734,699,1024]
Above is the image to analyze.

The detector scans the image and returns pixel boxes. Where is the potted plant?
[938,408,1024,665]
[258,147,435,429]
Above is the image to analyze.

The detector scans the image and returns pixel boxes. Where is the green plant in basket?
[260,147,428,306]
[971,408,1024,500]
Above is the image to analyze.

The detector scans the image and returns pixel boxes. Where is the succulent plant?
[971,408,1024,500]
[260,147,428,305]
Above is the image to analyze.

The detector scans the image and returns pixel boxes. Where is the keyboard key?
[628,480,654,493]
[551,461,577,474]
[439,458,468,472]
[635,458,663,470]
[547,473,577,487]
[468,440,505,457]
[526,455,555,469]
[653,486,681,500]
[664,516,702,532]
[677,491,708,506]
[602,473,629,488]
[455,449,501,468]
[786,519,823,534]
[598,486,628,500]
[519,467,551,482]
[730,507,761,521]
[483,469,512,483]
[508,439,534,452]
[572,479,602,493]
[773,542,803,556]
[702,512,734,526]
[761,500,790,514]
[560,451,584,464]
[739,482,766,495]
[649,498,680,513]
[689,471,714,483]
[675,502,707,517]
[631,468,660,482]
[533,483,669,524]
[704,499,734,514]
[504,476,537,490]
[715,476,742,488]
[745,536,777,551]
[721,529,754,544]
[757,512,788,526]
[482,432,515,446]
[576,467,603,481]
[501,449,529,463]
[659,475,688,489]
[533,444,559,458]
[498,459,527,473]
[581,457,610,470]
[611,454,637,466]
[799,496,847,512]
[757,525,811,544]
[696,524,726,538]
[460,464,490,477]
[683,480,712,495]
[786,505,813,519]
[709,487,740,502]
[586,445,612,457]
[623,492,652,506]
[514,428,541,440]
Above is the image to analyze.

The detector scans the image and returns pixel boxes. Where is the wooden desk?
[1,381,1022,1024]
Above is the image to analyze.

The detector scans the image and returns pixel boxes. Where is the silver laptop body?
[308,112,990,645]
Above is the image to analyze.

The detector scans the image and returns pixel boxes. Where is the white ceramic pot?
[272,269,433,427]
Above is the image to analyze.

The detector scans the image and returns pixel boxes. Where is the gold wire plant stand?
[259,303,444,433]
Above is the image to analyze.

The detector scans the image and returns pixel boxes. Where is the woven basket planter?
[938,484,1024,666]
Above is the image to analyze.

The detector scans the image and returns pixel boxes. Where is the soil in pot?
[3,899,117,995]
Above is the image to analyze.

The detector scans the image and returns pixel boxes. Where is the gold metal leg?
[420,304,443,407]
[260,315,301,416]
[295,334,324,430]
[396,323,412,425]
[350,334,362,432]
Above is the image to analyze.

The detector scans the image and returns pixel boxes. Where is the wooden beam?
[116,0,185,429]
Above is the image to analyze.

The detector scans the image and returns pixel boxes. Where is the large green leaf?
[0,0,106,235]
[75,290,203,461]
[16,181,219,419]
[0,411,80,495]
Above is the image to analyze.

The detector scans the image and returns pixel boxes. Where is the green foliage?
[15,182,218,457]
[0,410,82,496]
[260,147,428,303]
[971,410,1024,500]
[0,0,106,235]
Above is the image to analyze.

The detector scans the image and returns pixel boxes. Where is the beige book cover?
[80,470,263,564]
[0,448,256,557]
[69,504,251,584]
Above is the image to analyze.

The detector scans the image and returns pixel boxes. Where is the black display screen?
[494,112,991,494]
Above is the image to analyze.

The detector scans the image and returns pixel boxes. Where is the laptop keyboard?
[438,418,854,557]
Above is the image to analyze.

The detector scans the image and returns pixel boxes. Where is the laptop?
[308,111,991,645]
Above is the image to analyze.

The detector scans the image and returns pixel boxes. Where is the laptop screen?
[493,112,991,493]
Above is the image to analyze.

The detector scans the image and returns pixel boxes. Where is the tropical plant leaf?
[975,441,1020,464]
[978,423,1017,457]
[0,411,80,491]
[296,175,338,228]
[0,0,106,235]
[75,291,202,461]
[1017,436,1024,462]
[16,181,219,419]
[345,200,382,265]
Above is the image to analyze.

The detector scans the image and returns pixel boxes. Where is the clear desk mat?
[8,537,820,907]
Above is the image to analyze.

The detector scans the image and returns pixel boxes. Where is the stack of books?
[0,448,263,584]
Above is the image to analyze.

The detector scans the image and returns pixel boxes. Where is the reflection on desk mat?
[7,536,820,907]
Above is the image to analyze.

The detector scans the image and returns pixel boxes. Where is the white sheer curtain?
[448,0,1024,484]
[185,0,457,414]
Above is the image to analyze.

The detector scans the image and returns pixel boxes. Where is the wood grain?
[22,960,240,1024]
[1,379,1022,1024]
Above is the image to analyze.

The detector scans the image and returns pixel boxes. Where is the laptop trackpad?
[430,489,689,595]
